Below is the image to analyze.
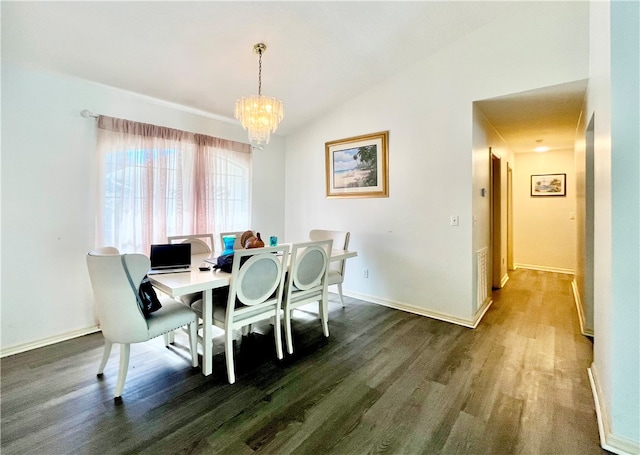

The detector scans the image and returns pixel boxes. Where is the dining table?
[148,245,357,376]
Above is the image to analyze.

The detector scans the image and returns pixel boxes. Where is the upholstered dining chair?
[191,244,290,384]
[166,234,216,342]
[168,234,214,254]
[282,239,333,355]
[309,229,351,307]
[86,248,198,400]
[91,246,121,255]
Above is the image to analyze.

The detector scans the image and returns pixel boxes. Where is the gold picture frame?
[325,131,389,198]
[530,173,566,196]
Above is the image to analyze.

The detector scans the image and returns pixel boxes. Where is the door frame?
[490,150,502,289]
[507,164,514,271]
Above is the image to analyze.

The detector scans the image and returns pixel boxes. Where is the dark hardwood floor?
[1,269,609,454]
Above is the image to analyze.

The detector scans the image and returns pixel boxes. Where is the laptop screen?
[149,243,191,270]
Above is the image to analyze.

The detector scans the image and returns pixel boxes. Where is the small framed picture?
[325,131,389,198]
[531,173,566,197]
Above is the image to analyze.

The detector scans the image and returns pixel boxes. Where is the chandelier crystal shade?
[235,43,284,149]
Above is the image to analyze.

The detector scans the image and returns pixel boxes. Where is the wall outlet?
[363,269,369,278]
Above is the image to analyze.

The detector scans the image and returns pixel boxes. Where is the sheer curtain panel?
[97,116,252,254]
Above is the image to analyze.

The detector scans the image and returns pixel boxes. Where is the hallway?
[478,268,605,453]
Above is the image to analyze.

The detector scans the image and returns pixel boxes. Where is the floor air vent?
[477,247,488,307]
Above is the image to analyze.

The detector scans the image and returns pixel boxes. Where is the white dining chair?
[219,230,252,252]
[283,239,333,355]
[168,234,214,254]
[191,244,290,384]
[168,233,215,310]
[309,229,351,307]
[86,248,198,400]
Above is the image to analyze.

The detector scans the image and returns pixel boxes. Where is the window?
[97,116,251,254]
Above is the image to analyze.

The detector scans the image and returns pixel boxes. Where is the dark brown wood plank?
[1,270,609,454]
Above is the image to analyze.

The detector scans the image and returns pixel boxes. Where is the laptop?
[147,243,192,274]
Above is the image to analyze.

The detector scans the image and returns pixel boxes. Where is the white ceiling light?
[234,43,284,150]
[534,139,548,152]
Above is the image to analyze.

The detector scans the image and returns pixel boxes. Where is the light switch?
[450,215,459,226]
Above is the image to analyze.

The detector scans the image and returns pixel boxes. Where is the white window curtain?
[96,116,252,254]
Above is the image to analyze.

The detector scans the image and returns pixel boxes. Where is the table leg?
[202,288,213,376]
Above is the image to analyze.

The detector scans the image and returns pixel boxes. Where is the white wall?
[513,150,577,273]
[472,106,513,302]
[574,99,595,335]
[1,63,286,354]
[588,0,640,452]
[609,0,639,445]
[284,1,589,326]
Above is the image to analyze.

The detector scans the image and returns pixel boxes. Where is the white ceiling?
[2,1,585,152]
[476,79,587,153]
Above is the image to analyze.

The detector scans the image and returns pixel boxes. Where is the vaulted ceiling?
[2,1,585,152]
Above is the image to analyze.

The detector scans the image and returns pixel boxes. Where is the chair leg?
[114,344,131,399]
[320,297,330,338]
[337,283,345,307]
[225,330,236,384]
[163,331,175,346]
[97,340,113,375]
[285,308,294,355]
[241,324,253,336]
[188,322,198,367]
[274,313,283,360]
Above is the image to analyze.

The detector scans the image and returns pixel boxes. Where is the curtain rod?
[80,109,99,119]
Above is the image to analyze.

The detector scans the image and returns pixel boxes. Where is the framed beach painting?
[325,131,389,198]
[530,173,566,196]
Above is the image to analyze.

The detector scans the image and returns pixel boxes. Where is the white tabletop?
[149,248,357,297]
[148,254,229,297]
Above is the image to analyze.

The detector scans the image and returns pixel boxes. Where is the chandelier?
[235,43,284,149]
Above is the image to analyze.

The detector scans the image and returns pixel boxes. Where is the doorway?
[583,114,595,334]
[490,151,502,289]
[507,165,514,271]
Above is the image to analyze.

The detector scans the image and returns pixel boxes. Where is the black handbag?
[212,252,252,274]
[121,255,162,318]
[213,253,235,273]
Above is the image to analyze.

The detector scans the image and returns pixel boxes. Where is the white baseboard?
[472,296,494,328]
[343,290,491,329]
[1,325,101,358]
[514,263,575,275]
[1,289,492,356]
[572,279,594,337]
[588,365,640,455]
[500,273,510,288]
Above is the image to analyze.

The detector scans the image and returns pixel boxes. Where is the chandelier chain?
[235,42,283,149]
[257,50,262,96]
